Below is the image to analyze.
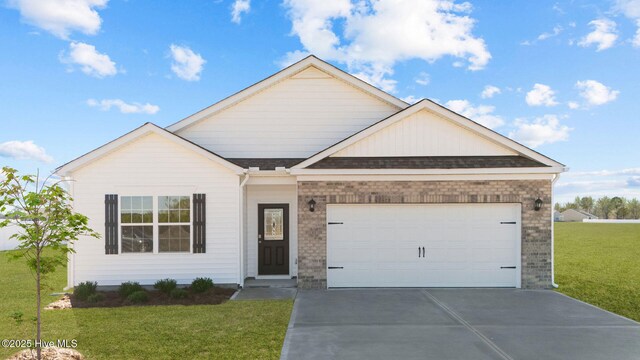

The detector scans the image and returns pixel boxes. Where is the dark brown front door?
[258,204,289,275]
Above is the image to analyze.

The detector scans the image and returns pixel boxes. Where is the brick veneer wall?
[297,180,552,289]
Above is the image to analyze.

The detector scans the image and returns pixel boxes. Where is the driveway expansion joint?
[421,289,514,360]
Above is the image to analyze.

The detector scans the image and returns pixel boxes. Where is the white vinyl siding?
[326,204,521,288]
[175,66,400,158]
[69,132,240,286]
[332,109,517,157]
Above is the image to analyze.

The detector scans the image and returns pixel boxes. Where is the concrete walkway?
[281,289,640,360]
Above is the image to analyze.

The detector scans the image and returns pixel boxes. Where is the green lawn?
[555,222,640,322]
[0,250,293,359]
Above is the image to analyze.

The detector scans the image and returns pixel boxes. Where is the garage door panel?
[327,204,521,288]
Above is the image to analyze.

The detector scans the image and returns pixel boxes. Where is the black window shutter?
[193,194,206,253]
[104,194,119,254]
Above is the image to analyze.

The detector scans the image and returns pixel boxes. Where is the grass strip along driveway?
[555,222,640,322]
[0,250,292,360]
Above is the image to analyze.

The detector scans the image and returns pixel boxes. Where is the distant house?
[554,211,564,222]
[560,209,598,222]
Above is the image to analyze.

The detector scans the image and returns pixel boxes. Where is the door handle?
[418,246,421,258]
[422,247,425,259]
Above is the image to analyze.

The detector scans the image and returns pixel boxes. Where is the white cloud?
[87,99,159,114]
[567,101,580,109]
[538,25,563,41]
[169,44,206,81]
[509,114,571,148]
[7,0,108,39]
[281,0,491,92]
[231,0,250,24]
[445,99,504,129]
[525,83,558,107]
[575,80,619,106]
[480,85,501,99]
[564,168,640,177]
[578,19,618,51]
[415,72,430,86]
[401,95,421,104]
[615,0,640,46]
[60,42,118,78]
[0,140,53,163]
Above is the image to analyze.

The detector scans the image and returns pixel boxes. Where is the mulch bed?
[69,287,236,308]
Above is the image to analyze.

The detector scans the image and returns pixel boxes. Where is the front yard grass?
[555,222,640,322]
[0,250,293,359]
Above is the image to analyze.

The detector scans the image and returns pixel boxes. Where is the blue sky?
[0,0,639,203]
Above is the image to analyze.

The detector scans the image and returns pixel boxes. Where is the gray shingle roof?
[306,156,548,169]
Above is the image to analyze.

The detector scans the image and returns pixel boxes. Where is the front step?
[243,278,297,288]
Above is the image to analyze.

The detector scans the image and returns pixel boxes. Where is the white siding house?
[57,56,566,290]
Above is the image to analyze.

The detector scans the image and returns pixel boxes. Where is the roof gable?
[166,55,408,133]
[293,99,566,170]
[56,123,243,176]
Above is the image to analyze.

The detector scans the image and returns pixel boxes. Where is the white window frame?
[118,194,193,255]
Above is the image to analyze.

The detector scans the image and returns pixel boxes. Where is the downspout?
[238,171,250,288]
[551,173,561,289]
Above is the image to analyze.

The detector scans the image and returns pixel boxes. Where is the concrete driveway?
[281,289,640,360]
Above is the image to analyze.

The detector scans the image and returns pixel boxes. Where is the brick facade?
[297,180,553,289]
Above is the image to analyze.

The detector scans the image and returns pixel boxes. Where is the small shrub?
[10,311,23,324]
[119,281,144,298]
[170,288,188,299]
[74,281,97,301]
[127,290,148,304]
[154,278,177,294]
[190,277,214,293]
[87,293,105,303]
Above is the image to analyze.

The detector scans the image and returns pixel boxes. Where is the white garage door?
[327,204,521,288]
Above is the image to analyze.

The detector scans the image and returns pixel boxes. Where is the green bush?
[127,290,148,304]
[190,277,214,293]
[87,293,105,303]
[74,281,97,301]
[170,288,188,299]
[119,281,144,298]
[154,278,177,294]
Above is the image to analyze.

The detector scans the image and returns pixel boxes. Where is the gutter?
[551,173,561,289]
[238,172,250,288]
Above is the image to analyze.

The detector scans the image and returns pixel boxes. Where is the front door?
[258,204,289,275]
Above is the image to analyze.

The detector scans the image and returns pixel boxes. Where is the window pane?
[158,196,168,210]
[121,212,132,224]
[121,225,153,253]
[121,197,132,211]
[179,196,190,210]
[132,196,142,210]
[159,225,190,253]
[169,210,180,223]
[264,209,284,240]
[180,209,190,223]
[142,211,153,223]
[158,210,168,223]
[131,211,142,223]
[143,196,152,211]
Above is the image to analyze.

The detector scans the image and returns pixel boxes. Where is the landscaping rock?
[7,347,84,360]
[45,295,72,310]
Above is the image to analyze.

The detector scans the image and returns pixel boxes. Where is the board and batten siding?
[332,109,517,157]
[68,132,240,286]
[175,66,401,158]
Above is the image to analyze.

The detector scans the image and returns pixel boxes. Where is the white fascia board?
[166,56,407,132]
[296,173,555,182]
[56,123,244,176]
[293,100,566,170]
[290,166,565,176]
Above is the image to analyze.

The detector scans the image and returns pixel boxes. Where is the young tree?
[579,196,594,214]
[0,167,99,360]
[594,196,612,219]
[610,197,626,219]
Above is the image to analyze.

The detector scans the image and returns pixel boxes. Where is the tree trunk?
[36,249,41,360]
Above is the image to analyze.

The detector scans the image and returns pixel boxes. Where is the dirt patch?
[7,347,84,360]
[45,295,72,310]
[70,287,236,308]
